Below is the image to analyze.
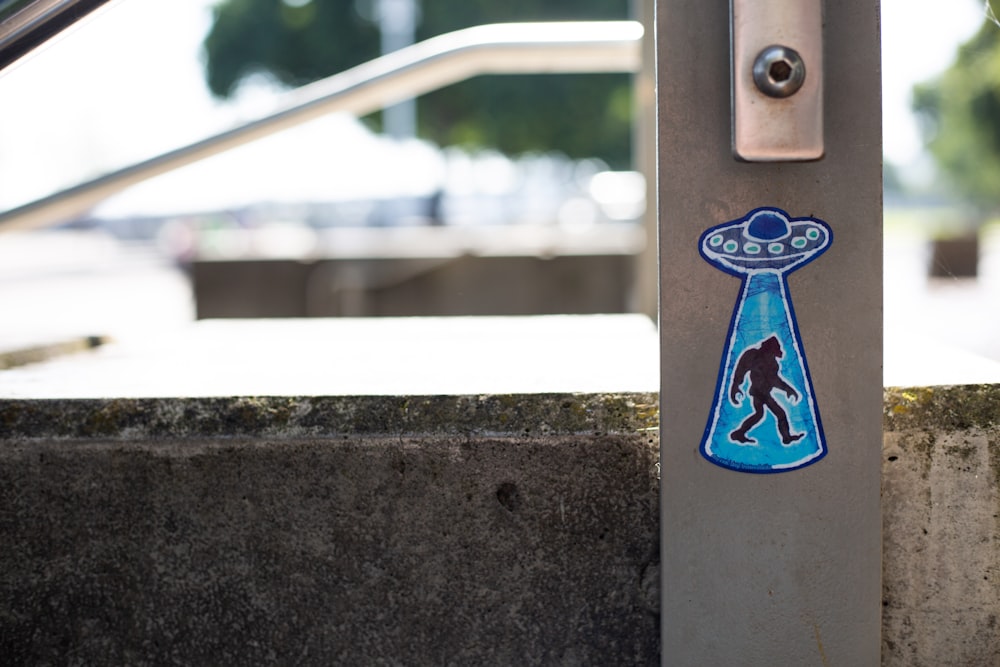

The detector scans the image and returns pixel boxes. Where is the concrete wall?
[192,255,635,318]
[0,388,997,665]
[882,385,1000,666]
[0,394,661,666]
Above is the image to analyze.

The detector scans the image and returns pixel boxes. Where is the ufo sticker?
[699,207,831,473]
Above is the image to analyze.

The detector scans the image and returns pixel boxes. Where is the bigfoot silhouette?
[728,335,805,445]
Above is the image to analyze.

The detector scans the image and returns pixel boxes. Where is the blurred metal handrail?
[0,20,643,232]
[0,0,117,71]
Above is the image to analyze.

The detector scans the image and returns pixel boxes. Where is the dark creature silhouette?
[728,335,805,445]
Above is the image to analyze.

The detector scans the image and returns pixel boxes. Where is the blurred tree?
[913,14,1000,207]
[882,160,905,196]
[203,0,634,168]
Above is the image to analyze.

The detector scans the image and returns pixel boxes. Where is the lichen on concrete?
[884,384,1000,432]
[0,393,659,443]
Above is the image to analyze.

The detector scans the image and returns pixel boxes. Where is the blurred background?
[0,0,997,374]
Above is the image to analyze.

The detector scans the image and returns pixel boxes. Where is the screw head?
[752,45,806,98]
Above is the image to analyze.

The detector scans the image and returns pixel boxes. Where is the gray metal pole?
[631,0,657,320]
[377,0,418,139]
[657,0,882,663]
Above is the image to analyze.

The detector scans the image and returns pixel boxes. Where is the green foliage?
[883,161,905,195]
[203,0,380,97]
[913,19,1000,207]
[203,0,634,167]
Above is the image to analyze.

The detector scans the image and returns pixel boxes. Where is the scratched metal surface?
[657,0,883,663]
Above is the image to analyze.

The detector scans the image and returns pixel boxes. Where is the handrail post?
[657,0,882,663]
[631,0,657,320]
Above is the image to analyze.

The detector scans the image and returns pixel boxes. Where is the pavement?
[2,224,1000,394]
[883,223,1000,385]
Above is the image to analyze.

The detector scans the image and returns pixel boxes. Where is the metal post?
[631,0,657,320]
[657,0,882,664]
[377,0,418,139]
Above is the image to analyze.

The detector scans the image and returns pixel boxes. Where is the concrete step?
[0,315,659,399]
[0,316,997,664]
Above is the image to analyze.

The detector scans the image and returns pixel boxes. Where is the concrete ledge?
[2,382,999,663]
[0,316,660,398]
[882,385,1000,667]
[0,393,660,666]
[0,393,658,442]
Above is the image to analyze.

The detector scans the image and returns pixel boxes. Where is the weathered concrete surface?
[883,385,1000,667]
[2,387,999,665]
[0,394,661,666]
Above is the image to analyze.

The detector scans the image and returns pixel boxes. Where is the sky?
[0,0,992,215]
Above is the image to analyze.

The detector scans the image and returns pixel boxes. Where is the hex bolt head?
[752,45,806,98]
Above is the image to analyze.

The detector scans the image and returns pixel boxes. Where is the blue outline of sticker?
[698,207,832,474]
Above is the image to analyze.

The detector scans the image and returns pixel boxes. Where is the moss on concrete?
[0,393,659,442]
[884,386,1000,482]
[884,385,1000,432]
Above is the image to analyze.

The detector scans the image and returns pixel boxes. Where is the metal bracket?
[731,0,823,161]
